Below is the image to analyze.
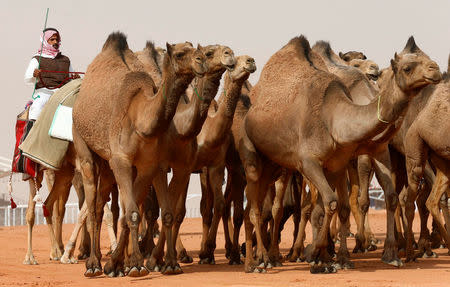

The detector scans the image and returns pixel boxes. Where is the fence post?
[12,208,15,226]
[21,208,24,225]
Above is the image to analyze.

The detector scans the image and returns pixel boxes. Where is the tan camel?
[404,74,450,260]
[145,44,236,273]
[339,51,367,62]
[190,55,256,264]
[239,35,441,273]
[72,31,207,277]
[348,58,381,82]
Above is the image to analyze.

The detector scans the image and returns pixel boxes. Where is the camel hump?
[102,31,129,53]
[402,36,421,54]
[102,31,130,67]
[287,35,313,62]
[313,41,333,60]
[144,41,161,71]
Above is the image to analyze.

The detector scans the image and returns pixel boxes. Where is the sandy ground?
[0,209,449,287]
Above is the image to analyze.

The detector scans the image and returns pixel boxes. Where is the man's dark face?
[47,33,60,49]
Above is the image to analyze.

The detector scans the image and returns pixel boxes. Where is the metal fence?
[0,194,203,227]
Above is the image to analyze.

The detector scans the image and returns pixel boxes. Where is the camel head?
[390,37,442,92]
[349,59,380,81]
[165,42,207,78]
[229,55,256,81]
[339,51,367,62]
[202,45,236,74]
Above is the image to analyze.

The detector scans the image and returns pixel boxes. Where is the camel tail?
[102,31,129,68]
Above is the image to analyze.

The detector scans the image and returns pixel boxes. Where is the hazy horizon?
[0,0,449,201]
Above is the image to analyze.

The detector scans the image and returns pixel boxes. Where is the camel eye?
[224,51,230,55]
[206,51,213,57]
[175,52,185,59]
[353,64,360,68]
[403,66,411,73]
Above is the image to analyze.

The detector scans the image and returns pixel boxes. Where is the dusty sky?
[1,0,449,161]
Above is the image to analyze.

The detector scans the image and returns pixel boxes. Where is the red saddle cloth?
[11,105,38,177]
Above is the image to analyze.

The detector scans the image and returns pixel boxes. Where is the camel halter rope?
[191,78,204,101]
[377,94,390,124]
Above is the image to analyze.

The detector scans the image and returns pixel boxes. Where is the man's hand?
[33,69,41,78]
[72,73,81,79]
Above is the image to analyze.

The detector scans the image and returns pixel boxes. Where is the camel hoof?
[258,262,266,268]
[252,267,266,273]
[296,257,305,263]
[162,264,183,275]
[84,268,102,277]
[310,265,337,274]
[179,254,193,264]
[367,244,377,252]
[384,259,403,267]
[198,257,215,265]
[23,258,38,265]
[228,259,243,265]
[422,251,438,258]
[128,266,148,277]
[124,266,130,275]
[266,262,273,269]
[107,272,115,278]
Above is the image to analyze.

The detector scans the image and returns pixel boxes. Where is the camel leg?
[300,159,338,274]
[354,155,376,253]
[106,159,148,278]
[199,165,227,265]
[426,168,450,255]
[103,204,118,252]
[285,173,302,260]
[415,180,437,258]
[288,179,311,262]
[242,159,277,273]
[223,171,233,260]
[267,170,292,267]
[224,168,245,265]
[372,150,403,267]
[140,186,159,259]
[147,169,175,273]
[331,171,353,269]
[23,174,42,265]
[198,168,214,264]
[61,202,87,264]
[162,169,191,274]
[73,130,103,277]
[71,170,90,260]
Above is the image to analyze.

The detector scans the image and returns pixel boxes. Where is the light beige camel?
[72,32,207,277]
[190,55,256,264]
[339,51,366,62]
[404,74,450,260]
[239,35,441,273]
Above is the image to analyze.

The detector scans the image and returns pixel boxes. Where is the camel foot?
[310,262,337,274]
[198,256,215,265]
[245,261,267,273]
[103,258,124,277]
[23,254,38,265]
[161,263,183,275]
[60,253,78,264]
[84,256,102,277]
[145,255,165,272]
[381,258,403,267]
[422,251,438,258]
[367,243,377,252]
[178,250,193,264]
[128,266,149,277]
[77,253,89,260]
[228,250,243,265]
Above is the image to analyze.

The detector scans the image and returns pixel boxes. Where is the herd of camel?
[20,31,449,276]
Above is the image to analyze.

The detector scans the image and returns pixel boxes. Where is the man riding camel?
[24,28,79,120]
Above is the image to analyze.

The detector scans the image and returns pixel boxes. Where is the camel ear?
[166,42,173,57]
[362,54,367,60]
[185,41,193,47]
[339,52,344,59]
[197,44,203,51]
[391,53,399,73]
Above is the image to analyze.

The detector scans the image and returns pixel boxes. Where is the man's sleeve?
[24,58,39,86]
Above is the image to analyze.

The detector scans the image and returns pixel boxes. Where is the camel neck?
[200,72,248,148]
[325,75,412,145]
[172,71,223,139]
